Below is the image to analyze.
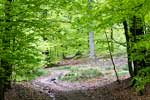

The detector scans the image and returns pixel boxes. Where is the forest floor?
[5,56,150,100]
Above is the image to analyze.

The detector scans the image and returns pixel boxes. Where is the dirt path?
[31,68,129,92]
[15,56,128,100]
[59,56,127,68]
[7,56,149,100]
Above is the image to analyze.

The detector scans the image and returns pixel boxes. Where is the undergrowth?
[58,66,103,82]
[14,68,48,82]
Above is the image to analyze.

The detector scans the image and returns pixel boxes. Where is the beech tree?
[0,0,51,99]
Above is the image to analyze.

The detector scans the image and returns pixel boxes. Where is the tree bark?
[89,31,96,59]
[123,20,134,77]
[129,16,146,76]
[88,0,96,60]
[110,28,114,52]
[0,0,13,100]
[0,85,4,100]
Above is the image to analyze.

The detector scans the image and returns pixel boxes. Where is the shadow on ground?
[5,78,150,100]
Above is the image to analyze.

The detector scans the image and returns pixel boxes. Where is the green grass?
[15,68,48,82]
[104,66,114,70]
[113,70,129,77]
[58,67,103,82]
[122,64,129,71]
[55,66,76,70]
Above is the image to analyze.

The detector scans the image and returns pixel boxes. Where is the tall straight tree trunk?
[0,0,13,100]
[123,21,134,77]
[88,0,96,59]
[89,31,96,59]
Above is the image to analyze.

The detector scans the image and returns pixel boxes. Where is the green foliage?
[0,0,150,95]
[38,0,127,66]
[0,0,50,82]
[14,68,48,82]
[129,34,150,91]
[132,67,150,91]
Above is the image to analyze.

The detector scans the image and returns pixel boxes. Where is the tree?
[88,0,96,59]
[96,0,150,92]
[0,0,52,99]
[129,15,146,76]
[0,0,13,99]
[123,20,134,77]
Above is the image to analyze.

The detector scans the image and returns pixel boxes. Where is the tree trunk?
[0,85,4,100]
[89,31,96,59]
[123,20,134,77]
[129,16,146,76]
[110,28,114,52]
[88,0,96,60]
[105,32,120,83]
[0,0,13,100]
[2,60,12,91]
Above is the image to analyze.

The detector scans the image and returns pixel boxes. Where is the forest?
[0,0,150,100]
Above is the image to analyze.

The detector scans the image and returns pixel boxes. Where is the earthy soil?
[58,56,127,67]
[5,56,150,100]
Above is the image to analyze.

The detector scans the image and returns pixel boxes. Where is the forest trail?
[31,56,128,91]
[6,56,150,100]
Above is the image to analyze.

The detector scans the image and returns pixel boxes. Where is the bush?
[15,68,48,82]
[132,67,150,91]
